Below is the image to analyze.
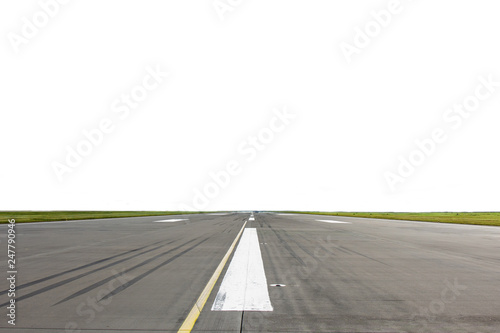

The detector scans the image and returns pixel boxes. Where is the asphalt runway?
[0,212,499,332]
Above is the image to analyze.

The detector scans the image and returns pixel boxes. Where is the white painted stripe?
[316,219,351,224]
[212,228,273,311]
[8,215,194,226]
[12,218,142,225]
[154,219,188,223]
[13,220,88,225]
[177,220,248,332]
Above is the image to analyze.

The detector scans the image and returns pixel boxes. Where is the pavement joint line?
[176,219,248,333]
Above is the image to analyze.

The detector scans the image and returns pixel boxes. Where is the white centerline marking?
[154,219,188,223]
[316,219,351,224]
[212,228,273,312]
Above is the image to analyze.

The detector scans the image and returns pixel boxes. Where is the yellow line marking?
[177,220,248,332]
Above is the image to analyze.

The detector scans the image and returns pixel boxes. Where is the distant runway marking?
[212,228,273,311]
[316,219,351,224]
[208,213,229,215]
[177,220,248,332]
[13,221,85,225]
[7,216,191,226]
[154,219,188,223]
[11,219,133,225]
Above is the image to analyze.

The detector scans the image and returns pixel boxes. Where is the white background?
[1,0,499,212]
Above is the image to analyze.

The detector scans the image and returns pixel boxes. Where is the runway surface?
[0,212,499,332]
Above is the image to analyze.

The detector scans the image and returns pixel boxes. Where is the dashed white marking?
[212,228,273,311]
[316,219,351,224]
[154,219,188,223]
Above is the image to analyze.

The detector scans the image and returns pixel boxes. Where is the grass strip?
[0,211,212,224]
[281,211,500,227]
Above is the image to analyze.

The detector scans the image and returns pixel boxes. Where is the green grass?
[281,212,500,227]
[0,211,209,224]
[4,211,500,227]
